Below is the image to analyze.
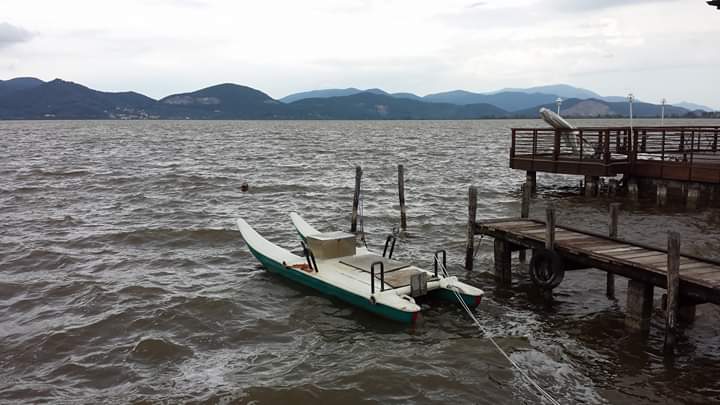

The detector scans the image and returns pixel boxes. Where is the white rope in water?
[436,260,561,405]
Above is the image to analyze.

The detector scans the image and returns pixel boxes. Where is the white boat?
[236,213,484,323]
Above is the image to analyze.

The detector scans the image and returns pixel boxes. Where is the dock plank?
[477,218,720,304]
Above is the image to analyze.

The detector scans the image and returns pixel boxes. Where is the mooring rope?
[473,234,485,258]
[436,260,561,405]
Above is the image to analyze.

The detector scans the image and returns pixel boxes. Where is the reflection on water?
[1,119,720,404]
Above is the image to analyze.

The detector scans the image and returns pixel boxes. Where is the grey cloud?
[0,22,33,48]
[467,1,487,8]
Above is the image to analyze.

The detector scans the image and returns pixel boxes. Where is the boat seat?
[339,254,410,274]
[381,267,436,289]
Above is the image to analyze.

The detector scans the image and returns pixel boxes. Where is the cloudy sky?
[1,0,718,107]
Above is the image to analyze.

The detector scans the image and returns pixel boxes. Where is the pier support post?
[607,203,620,298]
[625,280,653,332]
[493,239,512,286]
[627,178,639,201]
[351,166,362,232]
[664,232,680,354]
[465,186,477,271]
[398,164,407,231]
[584,176,599,197]
[526,171,537,194]
[519,183,530,263]
[609,179,618,197]
[542,206,556,300]
[656,182,668,207]
[687,184,700,210]
[679,304,697,324]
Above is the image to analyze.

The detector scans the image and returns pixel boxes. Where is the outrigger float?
[236,213,484,323]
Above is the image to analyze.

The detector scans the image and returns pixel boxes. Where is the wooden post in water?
[542,206,556,300]
[398,164,407,231]
[607,203,620,298]
[351,166,362,232]
[545,206,556,250]
[519,183,530,262]
[664,231,681,354]
[465,186,478,271]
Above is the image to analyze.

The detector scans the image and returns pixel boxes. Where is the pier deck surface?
[477,218,720,304]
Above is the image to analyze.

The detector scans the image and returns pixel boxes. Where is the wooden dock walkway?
[463,185,720,353]
[477,217,720,306]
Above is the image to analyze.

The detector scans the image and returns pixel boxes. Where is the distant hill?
[279,88,364,103]
[491,84,633,103]
[0,77,45,97]
[513,98,690,118]
[287,92,507,119]
[0,77,707,120]
[423,90,558,111]
[495,84,601,100]
[391,92,423,101]
[675,101,714,112]
[160,83,285,119]
[0,79,165,119]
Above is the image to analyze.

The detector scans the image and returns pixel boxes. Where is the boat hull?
[247,245,418,323]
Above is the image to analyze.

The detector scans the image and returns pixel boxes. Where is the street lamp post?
[556,97,563,115]
[628,93,635,132]
[661,98,666,126]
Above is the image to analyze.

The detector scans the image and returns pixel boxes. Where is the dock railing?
[510,126,720,183]
[632,126,720,183]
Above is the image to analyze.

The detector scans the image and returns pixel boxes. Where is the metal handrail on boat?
[383,235,396,259]
[433,249,446,278]
[371,261,385,294]
[300,241,319,272]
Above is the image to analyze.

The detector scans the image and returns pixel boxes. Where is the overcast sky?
[1,0,718,107]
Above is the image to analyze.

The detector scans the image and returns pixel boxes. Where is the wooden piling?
[519,183,530,262]
[607,203,620,298]
[351,166,362,232]
[526,171,537,194]
[465,186,478,271]
[494,239,512,286]
[545,206,555,250]
[664,231,681,354]
[398,164,407,231]
[628,178,639,201]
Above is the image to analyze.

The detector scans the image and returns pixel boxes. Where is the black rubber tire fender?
[528,249,565,290]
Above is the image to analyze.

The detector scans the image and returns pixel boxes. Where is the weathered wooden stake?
[541,206,556,300]
[628,178,639,201]
[545,206,556,250]
[664,231,681,354]
[351,166,362,232]
[687,185,700,210]
[398,164,407,231]
[494,239,512,286]
[526,171,537,194]
[657,181,668,207]
[607,203,620,298]
[519,183,530,262]
[465,186,478,271]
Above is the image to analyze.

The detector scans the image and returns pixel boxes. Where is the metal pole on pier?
[398,164,407,231]
[664,232,681,354]
[351,166,362,232]
[607,203,620,298]
[661,98,666,126]
[465,186,478,271]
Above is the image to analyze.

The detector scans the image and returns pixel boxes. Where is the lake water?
[2,119,720,404]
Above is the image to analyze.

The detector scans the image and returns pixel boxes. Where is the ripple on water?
[1,119,720,404]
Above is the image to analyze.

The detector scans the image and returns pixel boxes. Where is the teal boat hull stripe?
[248,246,417,323]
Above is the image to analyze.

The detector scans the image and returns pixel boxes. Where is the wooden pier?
[511,126,720,204]
[465,186,720,352]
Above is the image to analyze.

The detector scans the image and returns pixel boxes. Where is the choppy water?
[2,119,720,404]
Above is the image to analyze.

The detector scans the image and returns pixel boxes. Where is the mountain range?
[0,77,715,120]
